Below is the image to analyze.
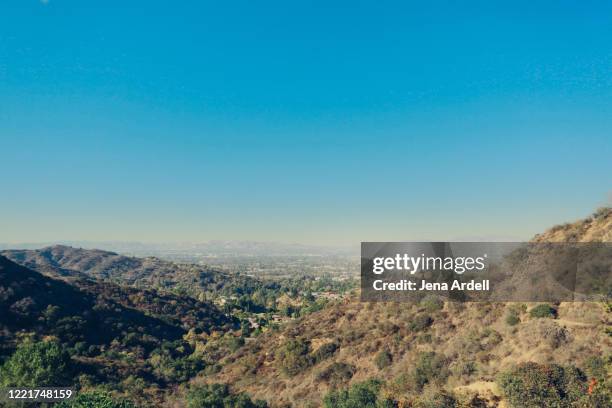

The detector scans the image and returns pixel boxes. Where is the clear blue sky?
[1,1,611,246]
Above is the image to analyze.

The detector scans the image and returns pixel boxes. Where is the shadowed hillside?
[1,245,267,300]
[0,256,237,404]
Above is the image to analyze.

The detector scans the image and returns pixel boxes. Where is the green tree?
[0,340,72,387]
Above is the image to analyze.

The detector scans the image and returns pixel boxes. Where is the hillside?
[1,245,265,299]
[0,249,351,406]
[0,255,236,340]
[532,207,612,243]
[0,256,237,405]
[195,208,612,407]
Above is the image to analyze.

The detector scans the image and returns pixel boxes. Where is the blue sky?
[1,1,611,245]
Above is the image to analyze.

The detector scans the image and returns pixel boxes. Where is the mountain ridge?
[1,245,263,300]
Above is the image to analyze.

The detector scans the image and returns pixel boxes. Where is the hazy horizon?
[0,239,355,252]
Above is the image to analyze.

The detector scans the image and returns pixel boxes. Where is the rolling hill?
[0,255,237,404]
[1,245,266,300]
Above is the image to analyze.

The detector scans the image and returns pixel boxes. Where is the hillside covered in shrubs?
[0,256,238,405]
[198,208,611,407]
[1,245,262,298]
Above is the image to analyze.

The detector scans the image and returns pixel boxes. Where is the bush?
[149,352,206,383]
[481,328,503,349]
[412,352,449,391]
[540,322,569,349]
[313,342,339,363]
[276,338,314,376]
[529,304,557,319]
[323,379,395,408]
[505,311,520,326]
[186,383,267,408]
[409,314,433,332]
[581,381,612,408]
[56,391,135,408]
[498,362,587,408]
[584,356,607,380]
[374,350,393,370]
[316,362,356,385]
[0,340,72,387]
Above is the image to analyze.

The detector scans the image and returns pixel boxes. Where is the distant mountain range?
[0,245,268,299]
[0,240,356,257]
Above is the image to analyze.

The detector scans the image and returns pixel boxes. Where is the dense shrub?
[186,383,267,408]
[0,340,72,387]
[374,350,393,370]
[584,356,607,380]
[313,342,339,363]
[316,362,356,385]
[505,310,520,326]
[581,382,612,408]
[412,352,449,391]
[276,338,314,376]
[323,379,395,408]
[581,356,612,407]
[498,362,588,408]
[529,304,557,319]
